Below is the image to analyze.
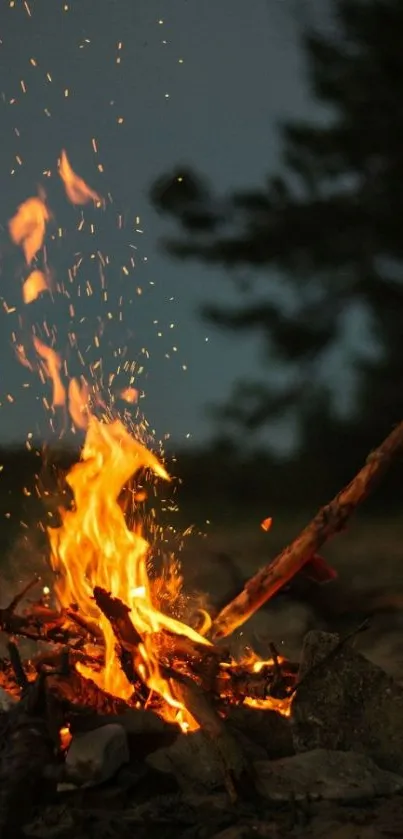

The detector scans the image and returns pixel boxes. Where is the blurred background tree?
[150,0,403,496]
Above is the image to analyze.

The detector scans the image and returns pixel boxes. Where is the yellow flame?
[48,417,210,729]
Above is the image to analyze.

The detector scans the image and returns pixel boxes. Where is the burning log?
[0,582,101,650]
[167,669,252,803]
[211,419,403,640]
[93,585,224,696]
[45,668,132,717]
[93,585,294,720]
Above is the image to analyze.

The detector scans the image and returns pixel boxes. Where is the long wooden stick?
[211,420,403,640]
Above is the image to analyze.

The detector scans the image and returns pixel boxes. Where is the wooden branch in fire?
[0,577,295,722]
[0,578,104,651]
[93,586,294,709]
[211,420,403,640]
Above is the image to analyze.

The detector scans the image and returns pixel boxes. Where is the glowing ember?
[243,696,291,715]
[59,725,72,751]
[120,387,138,404]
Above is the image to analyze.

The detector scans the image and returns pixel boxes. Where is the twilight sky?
[0,0,324,449]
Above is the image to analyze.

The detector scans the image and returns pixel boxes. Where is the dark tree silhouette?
[150,0,403,464]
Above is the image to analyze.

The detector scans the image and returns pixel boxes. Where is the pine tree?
[151,0,403,462]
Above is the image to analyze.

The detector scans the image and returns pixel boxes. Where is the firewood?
[0,594,93,648]
[46,668,132,717]
[3,575,40,613]
[92,585,151,696]
[211,419,403,640]
[217,661,296,706]
[166,668,252,803]
[93,587,296,708]
[93,585,143,649]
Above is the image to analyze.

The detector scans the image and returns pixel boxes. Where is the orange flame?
[68,378,90,430]
[23,269,50,304]
[59,725,72,751]
[9,196,50,264]
[48,417,211,729]
[261,516,272,532]
[244,696,291,715]
[33,336,66,408]
[58,150,101,205]
[8,155,293,732]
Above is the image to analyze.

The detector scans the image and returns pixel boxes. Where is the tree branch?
[211,419,403,640]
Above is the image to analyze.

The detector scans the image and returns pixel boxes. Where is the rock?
[0,686,17,712]
[69,707,178,757]
[291,630,403,773]
[117,707,174,734]
[226,706,294,759]
[146,729,224,791]
[254,749,403,803]
[211,824,280,839]
[324,827,383,839]
[64,723,129,787]
[69,706,173,736]
[228,728,268,761]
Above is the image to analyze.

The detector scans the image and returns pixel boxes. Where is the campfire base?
[2,629,403,838]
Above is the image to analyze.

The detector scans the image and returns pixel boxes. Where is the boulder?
[64,723,129,787]
[146,729,224,791]
[226,706,294,759]
[291,630,403,773]
[254,748,403,803]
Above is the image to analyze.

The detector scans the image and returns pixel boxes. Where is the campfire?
[2,154,403,838]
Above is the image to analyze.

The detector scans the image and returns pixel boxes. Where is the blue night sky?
[0,0,326,449]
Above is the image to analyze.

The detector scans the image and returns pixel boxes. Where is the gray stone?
[70,707,178,758]
[146,729,224,791]
[117,707,174,735]
[254,749,403,803]
[71,707,172,736]
[226,706,294,759]
[323,827,383,839]
[210,824,280,839]
[0,686,17,711]
[228,727,268,761]
[64,723,129,787]
[291,630,403,773]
